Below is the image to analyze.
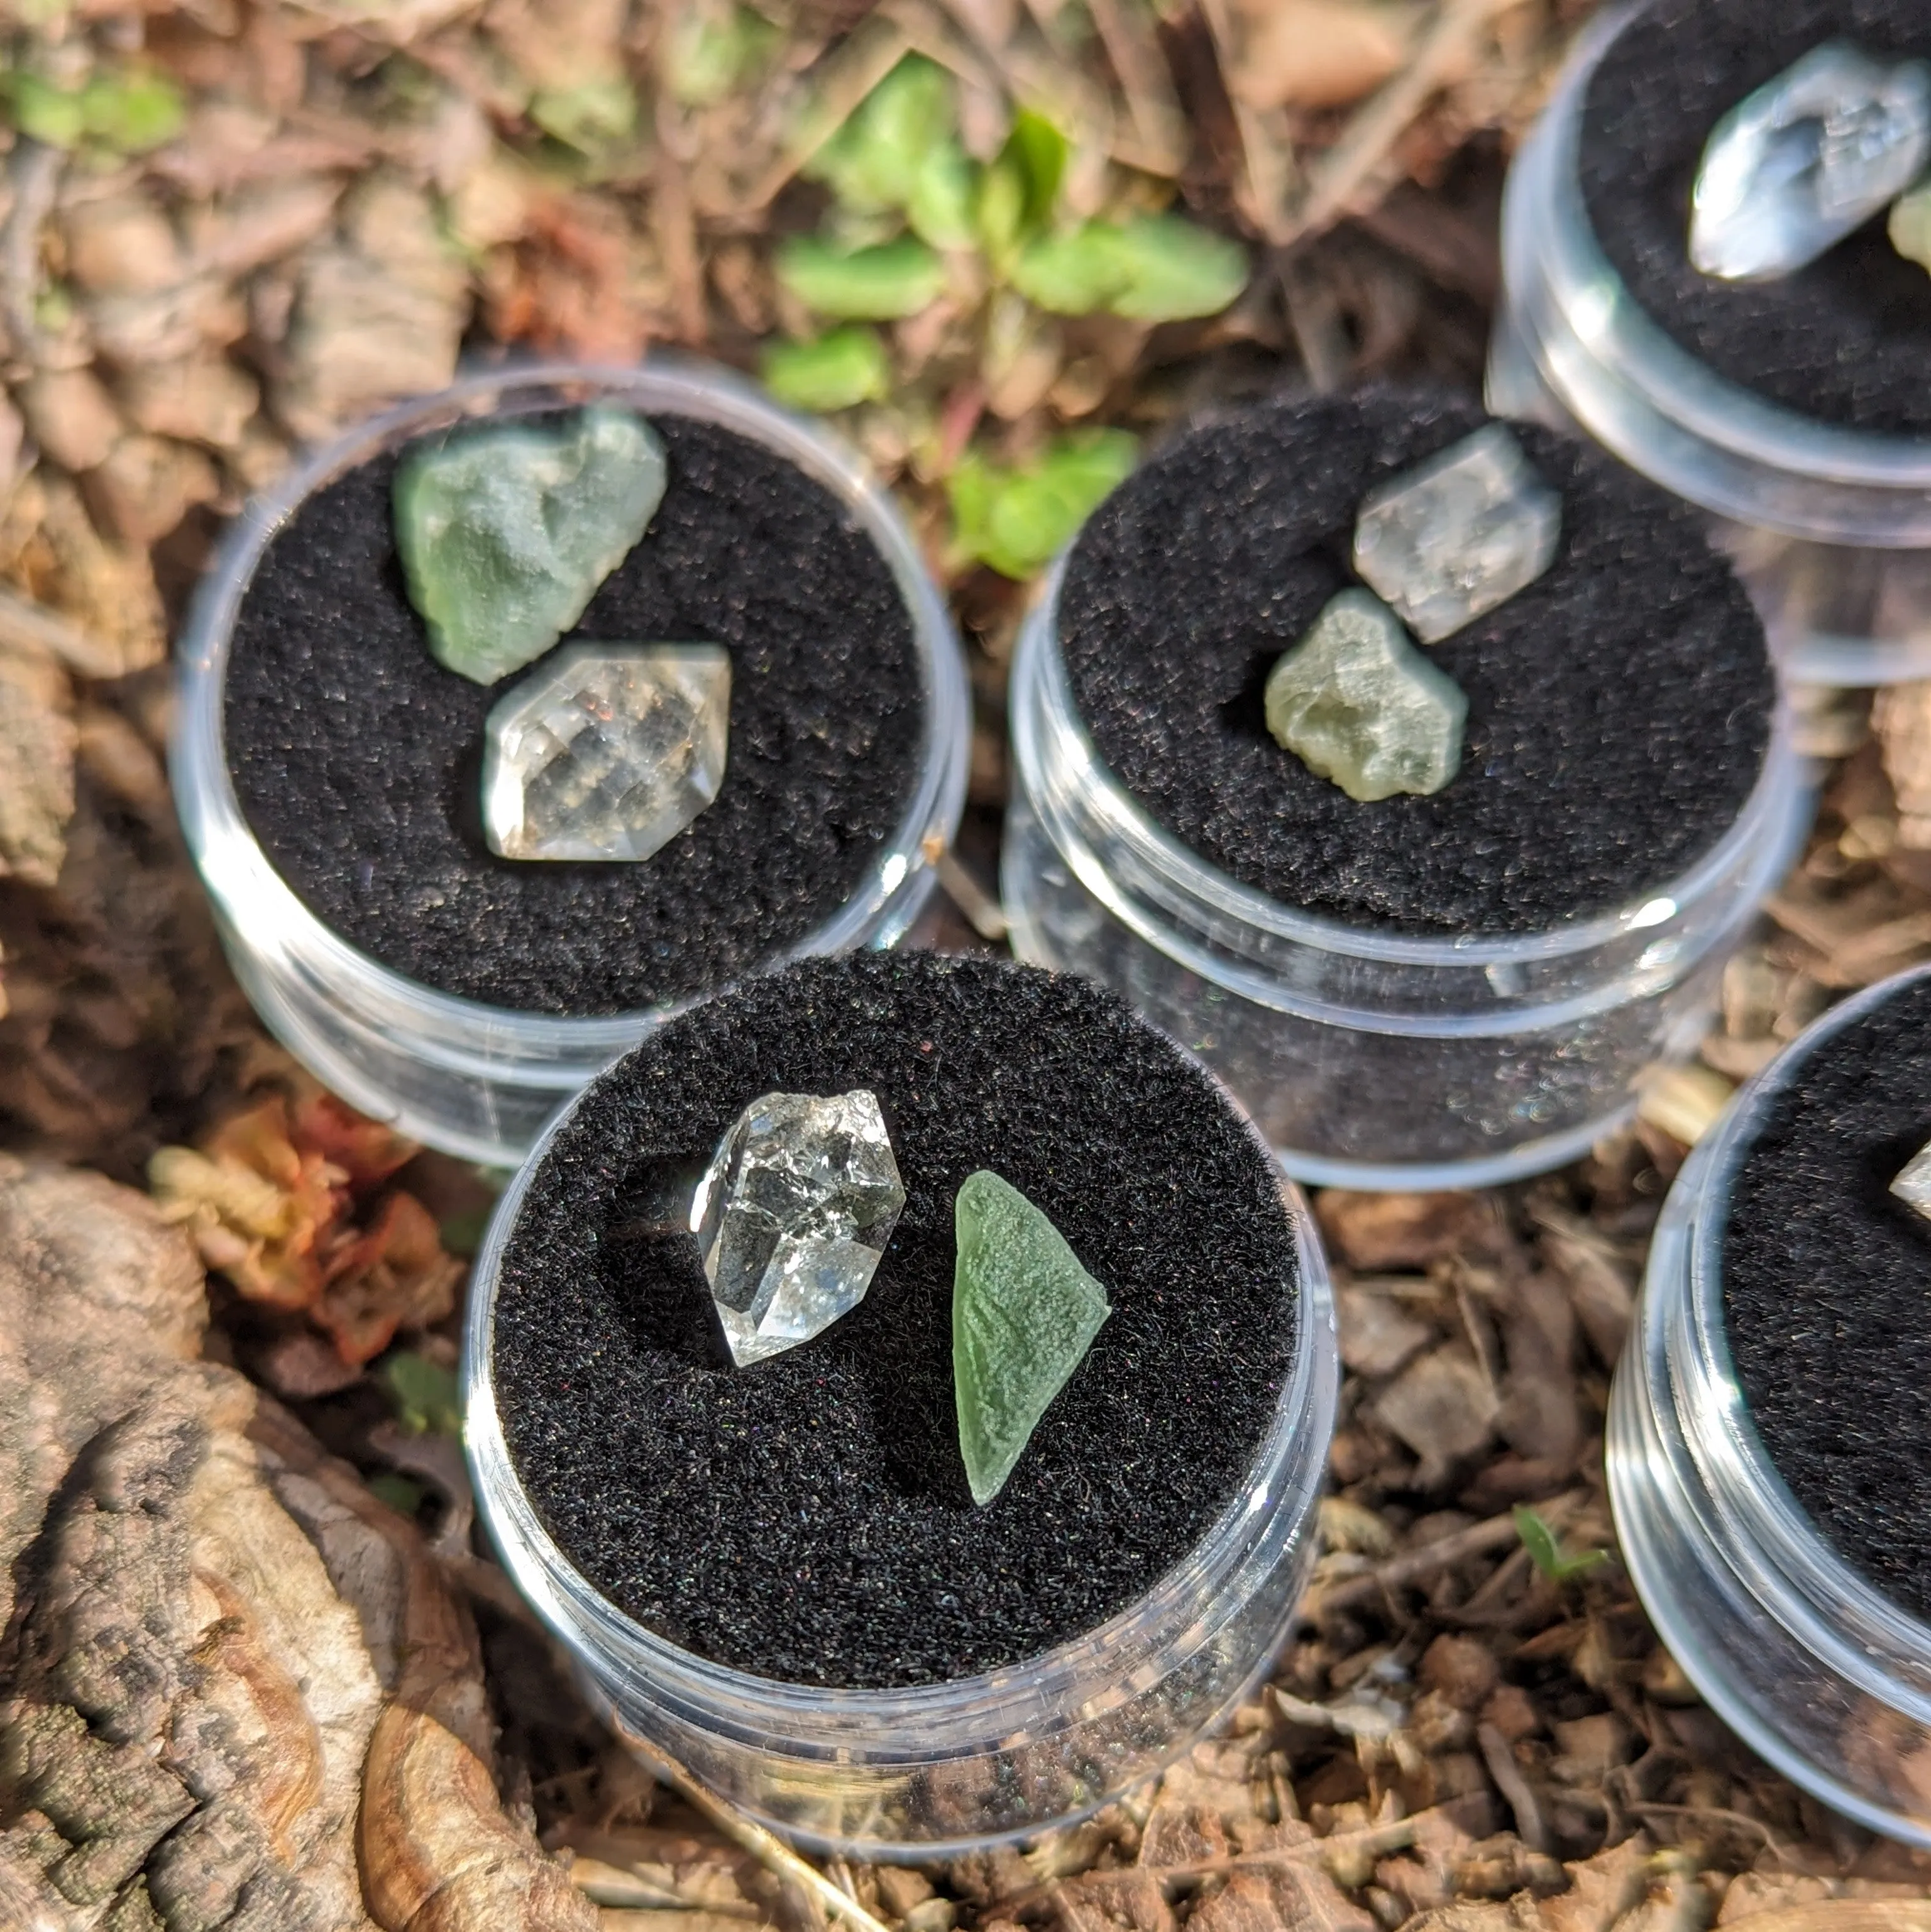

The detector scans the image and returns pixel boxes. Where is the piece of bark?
[17,370,124,473]
[275,176,470,443]
[0,1161,598,1931]
[1318,1191,1510,1272]
[0,640,75,889]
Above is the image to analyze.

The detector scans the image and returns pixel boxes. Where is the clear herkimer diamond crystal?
[1265,590,1467,803]
[692,1090,906,1368]
[1892,1138,1931,1221]
[483,643,730,862]
[1691,43,1931,283]
[1352,425,1562,643]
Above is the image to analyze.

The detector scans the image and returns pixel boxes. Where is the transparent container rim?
[1606,1328,1931,1847]
[171,354,972,1067]
[1013,554,1804,977]
[461,1059,1338,1758]
[1502,5,1931,544]
[1676,964,1931,1713]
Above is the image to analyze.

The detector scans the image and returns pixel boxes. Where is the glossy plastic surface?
[173,359,971,1166]
[464,1078,1339,1860]
[1002,565,1812,1190]
[1488,7,1931,686]
[1608,967,1931,1844]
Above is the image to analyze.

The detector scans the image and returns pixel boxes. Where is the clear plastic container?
[172,359,971,1168]
[463,1082,1338,1860]
[1002,563,1812,1191]
[1487,6,1931,688]
[1607,967,1931,1845]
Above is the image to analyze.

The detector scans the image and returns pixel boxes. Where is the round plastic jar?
[1002,561,1810,1192]
[1487,5,1931,688]
[173,358,969,1168]
[463,1036,1337,1859]
[1608,967,1931,1845]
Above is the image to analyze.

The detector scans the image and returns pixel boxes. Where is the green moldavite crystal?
[952,1170,1111,1508]
[393,404,668,686]
[1892,179,1931,273]
[1264,589,1468,803]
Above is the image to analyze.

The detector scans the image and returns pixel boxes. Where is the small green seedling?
[1514,1504,1610,1584]
[380,1351,463,1438]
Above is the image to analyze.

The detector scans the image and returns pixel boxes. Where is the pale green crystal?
[952,1170,1111,1508]
[1893,180,1931,272]
[1264,590,1467,804]
[393,404,667,686]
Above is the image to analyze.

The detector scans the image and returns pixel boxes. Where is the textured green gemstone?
[952,1170,1111,1508]
[1264,589,1467,803]
[1893,180,1931,274]
[393,403,668,686]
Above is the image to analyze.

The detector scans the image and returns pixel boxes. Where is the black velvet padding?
[1724,973,1931,1627]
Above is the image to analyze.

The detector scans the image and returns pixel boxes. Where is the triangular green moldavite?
[393,403,668,686]
[952,1170,1111,1507]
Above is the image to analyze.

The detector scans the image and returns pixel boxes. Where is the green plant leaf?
[8,74,84,149]
[666,4,779,107]
[1103,214,1250,321]
[776,234,946,319]
[1514,1504,1610,1583]
[761,327,891,411]
[381,1351,463,1438]
[805,55,957,216]
[976,107,1073,276]
[1014,216,1250,321]
[949,429,1136,580]
[1006,108,1069,229]
[79,69,185,153]
[907,141,977,251]
[531,76,639,152]
[1011,224,1132,314]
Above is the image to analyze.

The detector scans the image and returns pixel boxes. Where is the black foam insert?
[488,952,1302,1689]
[223,413,926,1016]
[1057,389,1774,936]
[1579,0,1931,435]
[1724,972,1931,1626]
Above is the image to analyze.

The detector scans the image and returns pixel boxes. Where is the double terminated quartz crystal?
[1353,424,1561,645]
[483,644,730,862]
[1892,1139,1931,1222]
[1692,43,1931,282]
[693,1090,906,1368]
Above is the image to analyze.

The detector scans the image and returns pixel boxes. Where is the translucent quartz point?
[483,644,730,862]
[1265,590,1467,804]
[1891,178,1931,272]
[1690,42,1931,283]
[1352,425,1562,643]
[952,1170,1111,1508]
[395,404,668,686]
[692,1090,906,1368]
[1891,1139,1931,1221]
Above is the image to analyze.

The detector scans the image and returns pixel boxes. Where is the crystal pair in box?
[693,1088,1109,1508]
[394,403,732,865]
[1262,423,1561,803]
